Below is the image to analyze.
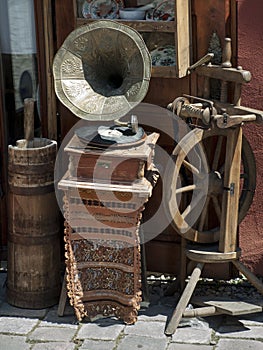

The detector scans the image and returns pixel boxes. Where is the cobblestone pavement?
[1,271,263,350]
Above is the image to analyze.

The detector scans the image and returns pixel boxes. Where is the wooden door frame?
[34,0,57,140]
[0,46,8,253]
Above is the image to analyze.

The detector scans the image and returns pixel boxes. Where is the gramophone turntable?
[64,114,158,184]
[54,21,159,323]
[75,115,145,148]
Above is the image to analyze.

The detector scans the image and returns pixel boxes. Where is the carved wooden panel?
[60,179,152,323]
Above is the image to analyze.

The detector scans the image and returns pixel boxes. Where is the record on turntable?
[75,116,146,149]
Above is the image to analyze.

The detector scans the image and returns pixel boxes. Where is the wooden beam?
[175,0,191,78]
[34,0,57,140]
[0,47,8,248]
[43,0,57,140]
[196,65,251,83]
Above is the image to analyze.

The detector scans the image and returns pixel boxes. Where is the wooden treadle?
[192,297,262,315]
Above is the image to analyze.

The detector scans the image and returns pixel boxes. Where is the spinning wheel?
[164,38,263,336]
[165,126,256,243]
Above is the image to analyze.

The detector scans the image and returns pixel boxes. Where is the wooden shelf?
[152,66,177,78]
[76,18,175,33]
[74,0,191,78]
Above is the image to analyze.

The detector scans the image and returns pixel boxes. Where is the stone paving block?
[28,326,77,342]
[0,334,30,350]
[124,320,167,338]
[76,321,124,341]
[0,302,47,318]
[171,327,212,345]
[80,339,116,349]
[215,338,263,350]
[216,325,263,340]
[31,341,76,350]
[0,316,39,335]
[117,334,168,350]
[168,344,214,350]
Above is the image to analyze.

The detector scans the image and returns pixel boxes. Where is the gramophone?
[53,20,159,183]
[53,20,152,148]
[53,20,159,323]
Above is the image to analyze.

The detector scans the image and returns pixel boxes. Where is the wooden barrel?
[7,138,61,308]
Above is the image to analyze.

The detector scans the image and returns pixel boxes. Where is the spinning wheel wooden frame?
[165,119,263,336]
[165,37,263,335]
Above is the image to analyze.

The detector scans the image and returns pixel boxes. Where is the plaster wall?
[237,0,263,275]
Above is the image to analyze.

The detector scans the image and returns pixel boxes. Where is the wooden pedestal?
[58,132,159,324]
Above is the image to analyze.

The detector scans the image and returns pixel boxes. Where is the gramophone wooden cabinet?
[65,133,158,183]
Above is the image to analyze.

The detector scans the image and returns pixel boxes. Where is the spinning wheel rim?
[164,127,256,243]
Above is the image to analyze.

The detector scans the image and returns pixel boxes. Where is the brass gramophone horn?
[53,20,151,121]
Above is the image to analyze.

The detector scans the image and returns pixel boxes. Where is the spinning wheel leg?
[165,237,187,297]
[165,263,204,335]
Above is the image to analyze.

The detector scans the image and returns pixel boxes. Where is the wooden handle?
[222,38,232,68]
[24,98,35,142]
[215,114,257,128]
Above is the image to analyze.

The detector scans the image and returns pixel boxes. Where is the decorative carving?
[72,239,136,265]
[84,300,140,325]
[61,57,82,74]
[61,186,148,324]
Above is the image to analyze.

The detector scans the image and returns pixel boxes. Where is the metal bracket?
[224,183,235,196]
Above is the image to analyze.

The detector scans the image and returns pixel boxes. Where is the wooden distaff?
[17,98,35,148]
[24,98,34,143]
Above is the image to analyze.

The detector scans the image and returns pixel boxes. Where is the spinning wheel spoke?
[182,190,205,220]
[212,195,222,221]
[212,135,224,171]
[182,159,200,176]
[219,163,225,174]
[175,184,197,194]
[198,140,211,174]
[197,196,210,231]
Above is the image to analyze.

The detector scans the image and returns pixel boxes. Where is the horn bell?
[53,20,151,121]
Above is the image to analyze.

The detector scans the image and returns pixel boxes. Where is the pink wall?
[237,0,263,274]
